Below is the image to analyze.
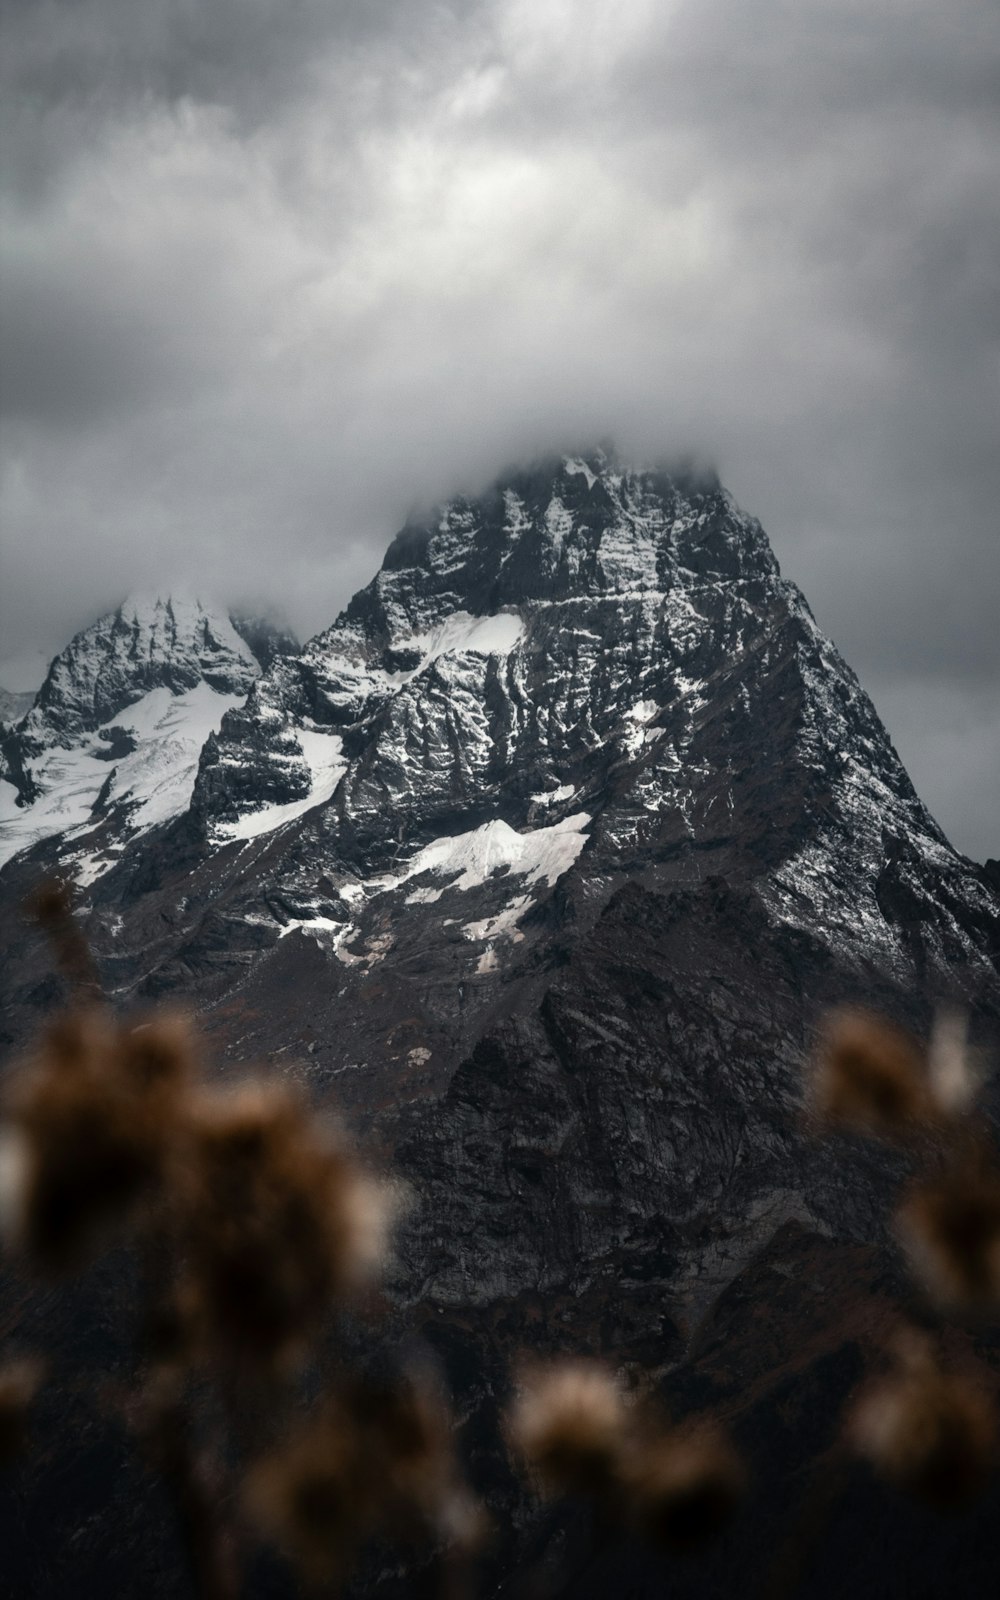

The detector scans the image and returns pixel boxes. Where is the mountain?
[0,593,298,883]
[1,450,998,1596]
[9,448,982,1080]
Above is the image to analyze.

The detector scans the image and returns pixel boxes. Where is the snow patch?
[276,914,347,951]
[627,699,659,724]
[385,812,591,898]
[674,671,707,706]
[621,697,664,756]
[388,611,523,684]
[531,784,576,807]
[404,885,445,905]
[544,498,573,554]
[289,815,590,965]
[214,728,346,842]
[462,894,532,942]
[0,683,243,872]
[564,457,597,489]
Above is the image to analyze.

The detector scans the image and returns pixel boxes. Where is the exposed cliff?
[1,451,997,1597]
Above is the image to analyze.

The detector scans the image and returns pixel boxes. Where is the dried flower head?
[29,879,74,930]
[117,1012,197,1096]
[810,1009,932,1137]
[0,1126,31,1239]
[4,1008,188,1270]
[28,879,100,997]
[926,1008,980,1116]
[176,1084,394,1367]
[896,1162,1000,1312]
[244,1394,372,1587]
[625,1423,744,1552]
[349,1373,485,1550]
[848,1338,996,1510]
[246,1374,481,1587]
[0,1356,45,1467]
[507,1361,628,1498]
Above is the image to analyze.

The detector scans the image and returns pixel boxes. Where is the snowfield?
[0,683,243,872]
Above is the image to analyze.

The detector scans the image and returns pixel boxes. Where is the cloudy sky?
[1,0,997,858]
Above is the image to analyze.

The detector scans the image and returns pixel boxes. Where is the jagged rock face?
[170,450,994,1005]
[0,594,296,876]
[192,455,785,841]
[24,594,262,745]
[2,448,992,1270]
[1,450,996,1195]
[1,452,998,1598]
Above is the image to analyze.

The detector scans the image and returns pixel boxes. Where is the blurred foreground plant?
[508,1360,743,1552]
[749,1004,1000,1599]
[0,882,479,1599]
[1,886,998,1597]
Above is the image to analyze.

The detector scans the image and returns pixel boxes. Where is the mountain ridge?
[1,449,999,1597]
[0,592,298,878]
[2,452,996,1035]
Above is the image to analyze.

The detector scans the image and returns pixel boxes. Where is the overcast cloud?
[1,0,997,857]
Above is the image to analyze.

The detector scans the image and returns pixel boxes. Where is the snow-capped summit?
[0,593,296,876]
[20,593,261,747]
[182,449,994,999]
[3,453,998,1600]
[4,459,994,996]
[191,451,778,835]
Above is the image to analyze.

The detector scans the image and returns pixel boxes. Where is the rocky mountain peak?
[186,452,788,839]
[0,593,297,876]
[1,456,998,1600]
[170,457,996,1032]
[23,592,260,747]
[361,452,773,632]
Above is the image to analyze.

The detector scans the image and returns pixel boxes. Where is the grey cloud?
[869,678,1000,867]
[2,0,410,123]
[1,0,482,210]
[0,0,997,859]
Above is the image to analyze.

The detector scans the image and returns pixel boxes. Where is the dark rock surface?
[1,448,998,1596]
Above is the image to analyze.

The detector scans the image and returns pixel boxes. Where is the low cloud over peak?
[1,0,997,858]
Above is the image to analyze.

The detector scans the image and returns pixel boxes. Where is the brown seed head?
[896,1164,1000,1312]
[246,1373,481,1587]
[245,1395,372,1587]
[625,1423,744,1551]
[348,1373,484,1549]
[27,879,100,996]
[5,1008,186,1270]
[118,1013,197,1096]
[0,1356,45,1467]
[926,1009,980,1115]
[176,1084,393,1367]
[811,1009,932,1137]
[849,1345,996,1510]
[29,879,74,931]
[507,1361,628,1498]
[39,1007,109,1076]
